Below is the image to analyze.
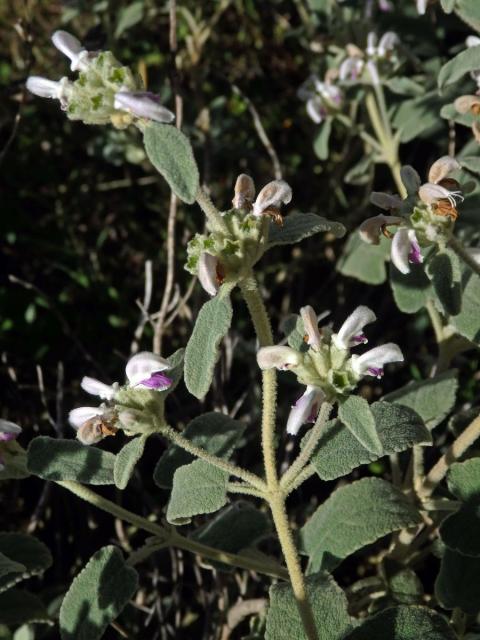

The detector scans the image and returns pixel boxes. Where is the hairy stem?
[196,186,229,233]
[449,234,480,278]
[56,480,287,579]
[281,402,333,492]
[418,414,480,499]
[158,423,267,492]
[240,276,318,640]
[270,493,319,640]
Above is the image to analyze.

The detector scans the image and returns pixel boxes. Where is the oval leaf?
[338,396,383,455]
[268,212,345,248]
[0,533,52,594]
[114,435,147,490]
[436,548,480,614]
[27,437,116,485]
[438,45,480,91]
[59,546,138,640]
[143,123,199,203]
[184,291,233,399]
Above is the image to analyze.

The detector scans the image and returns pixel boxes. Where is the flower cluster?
[257,306,403,435]
[298,73,343,125]
[26,31,174,128]
[0,419,22,472]
[359,156,464,274]
[187,175,292,296]
[69,351,172,445]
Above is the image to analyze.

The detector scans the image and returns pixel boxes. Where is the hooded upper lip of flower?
[125,351,172,390]
[114,91,175,124]
[332,306,377,350]
[0,419,22,442]
[51,30,95,72]
[286,386,325,436]
[390,228,423,274]
[252,180,292,218]
[351,343,404,378]
[197,252,221,297]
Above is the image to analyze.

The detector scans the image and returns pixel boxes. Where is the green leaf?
[299,478,422,569]
[114,435,147,490]
[0,441,29,481]
[344,154,373,186]
[313,118,332,160]
[385,77,425,97]
[143,123,199,204]
[393,91,445,142]
[0,590,53,627]
[281,314,309,352]
[337,231,390,285]
[191,501,271,569]
[427,248,462,316]
[154,412,245,489]
[383,370,458,430]
[0,533,52,594]
[184,292,233,399]
[265,573,352,640]
[460,156,480,175]
[450,269,480,345]
[343,605,456,639]
[163,348,185,395]
[166,460,229,525]
[388,567,424,605]
[390,261,432,314]
[27,437,116,485]
[267,212,345,248]
[310,402,431,481]
[456,0,480,31]
[438,45,480,91]
[114,1,144,38]
[59,546,138,640]
[0,553,24,581]
[338,396,383,455]
[440,504,480,556]
[436,548,480,613]
[447,458,480,502]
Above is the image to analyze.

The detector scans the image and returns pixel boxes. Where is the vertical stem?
[196,186,229,234]
[240,276,318,640]
[270,494,319,640]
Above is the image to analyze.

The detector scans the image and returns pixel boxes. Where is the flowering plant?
[3,2,480,639]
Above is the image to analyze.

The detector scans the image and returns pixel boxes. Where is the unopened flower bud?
[454,95,480,116]
[52,30,94,72]
[428,156,460,184]
[232,174,255,210]
[197,252,220,297]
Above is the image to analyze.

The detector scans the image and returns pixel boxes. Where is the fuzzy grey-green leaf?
[436,548,480,613]
[0,533,52,594]
[438,45,480,91]
[447,458,480,502]
[427,248,462,316]
[450,269,480,346]
[0,589,53,627]
[390,261,432,314]
[167,459,229,524]
[310,402,430,481]
[184,292,233,399]
[154,412,246,489]
[59,546,138,640]
[267,212,345,248]
[143,123,199,204]
[114,435,147,490]
[440,504,480,556]
[383,370,458,430]
[299,478,422,568]
[337,231,390,285]
[27,437,116,485]
[343,605,456,639]
[265,573,352,640]
[338,396,383,455]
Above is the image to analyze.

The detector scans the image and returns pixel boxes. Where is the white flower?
[366,31,398,58]
[286,386,325,436]
[416,0,427,14]
[51,30,93,72]
[359,214,402,245]
[332,306,376,350]
[80,376,116,400]
[306,97,327,124]
[391,228,423,274]
[419,156,463,208]
[339,56,364,82]
[68,406,102,429]
[252,180,292,217]
[0,419,22,442]
[125,351,172,390]
[351,343,404,378]
[114,91,175,123]
[256,346,301,371]
[197,252,220,297]
[300,306,322,349]
[26,76,71,109]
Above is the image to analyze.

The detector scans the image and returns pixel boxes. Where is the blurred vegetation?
[1,0,480,638]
